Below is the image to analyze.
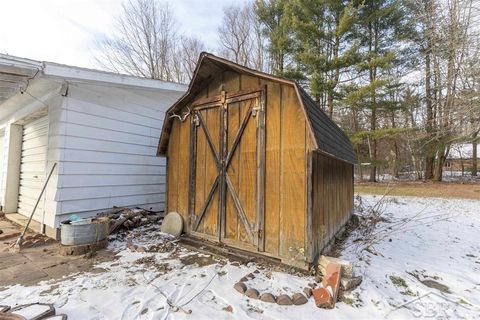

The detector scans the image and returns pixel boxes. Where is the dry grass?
[355,181,480,200]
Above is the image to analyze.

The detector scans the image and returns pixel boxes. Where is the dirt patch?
[420,279,451,293]
[180,253,217,267]
[134,256,172,274]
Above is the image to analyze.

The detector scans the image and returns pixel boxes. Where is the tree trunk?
[424,42,435,180]
[472,133,478,176]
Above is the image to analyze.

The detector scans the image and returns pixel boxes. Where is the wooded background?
[96,0,480,182]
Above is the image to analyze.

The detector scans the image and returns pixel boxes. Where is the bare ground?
[355,181,480,200]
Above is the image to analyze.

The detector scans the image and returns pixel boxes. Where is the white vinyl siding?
[0,129,5,209]
[17,115,48,219]
[55,83,181,219]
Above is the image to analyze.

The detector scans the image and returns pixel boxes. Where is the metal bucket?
[60,217,109,246]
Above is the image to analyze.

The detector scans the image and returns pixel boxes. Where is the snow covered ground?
[1,195,479,319]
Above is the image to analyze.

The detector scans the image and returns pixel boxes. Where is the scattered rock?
[247,273,255,279]
[223,305,233,313]
[245,288,259,299]
[239,276,249,282]
[260,293,276,303]
[308,282,317,288]
[276,294,293,306]
[136,246,146,253]
[292,293,308,305]
[234,282,247,294]
[312,287,333,309]
[303,287,313,298]
[318,255,353,278]
[340,276,363,291]
[253,269,260,274]
[160,212,184,237]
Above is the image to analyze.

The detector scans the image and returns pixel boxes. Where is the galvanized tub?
[60,217,109,246]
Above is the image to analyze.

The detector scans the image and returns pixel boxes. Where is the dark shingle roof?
[297,86,357,164]
[158,52,356,164]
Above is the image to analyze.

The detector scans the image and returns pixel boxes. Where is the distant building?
[0,54,186,238]
[444,143,478,173]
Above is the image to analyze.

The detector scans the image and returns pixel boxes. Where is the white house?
[0,54,186,238]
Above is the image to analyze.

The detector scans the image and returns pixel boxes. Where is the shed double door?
[189,89,266,251]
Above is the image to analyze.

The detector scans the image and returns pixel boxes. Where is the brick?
[318,255,353,278]
[312,287,333,309]
[323,262,341,305]
[340,276,363,291]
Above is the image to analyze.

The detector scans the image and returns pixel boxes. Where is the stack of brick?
[312,255,362,309]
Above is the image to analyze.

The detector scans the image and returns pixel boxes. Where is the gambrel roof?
[158,52,356,164]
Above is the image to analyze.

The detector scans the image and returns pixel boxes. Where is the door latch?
[193,114,200,126]
[252,106,261,117]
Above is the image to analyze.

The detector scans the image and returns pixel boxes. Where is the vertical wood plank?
[167,120,180,214]
[280,84,305,260]
[261,80,281,256]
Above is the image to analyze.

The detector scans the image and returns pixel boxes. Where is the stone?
[292,293,308,305]
[247,272,255,279]
[308,282,317,288]
[276,294,293,306]
[253,269,260,274]
[245,288,259,299]
[239,276,248,282]
[340,276,363,291]
[323,262,341,305]
[260,293,276,303]
[234,282,247,294]
[160,212,184,237]
[312,287,333,309]
[223,305,233,313]
[303,287,313,298]
[136,246,146,253]
[318,255,353,278]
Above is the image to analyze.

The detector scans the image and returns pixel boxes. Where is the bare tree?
[218,3,268,71]
[95,0,205,83]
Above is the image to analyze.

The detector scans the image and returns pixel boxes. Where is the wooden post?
[256,87,266,251]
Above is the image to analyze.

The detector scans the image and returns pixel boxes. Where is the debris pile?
[97,207,165,234]
[312,255,362,309]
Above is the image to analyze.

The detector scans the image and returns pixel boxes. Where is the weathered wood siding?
[166,70,309,264]
[311,151,354,260]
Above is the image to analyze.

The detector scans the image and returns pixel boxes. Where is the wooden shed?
[157,53,356,269]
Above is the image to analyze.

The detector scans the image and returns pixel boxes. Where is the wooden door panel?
[190,88,265,249]
[225,101,240,240]
[192,107,221,237]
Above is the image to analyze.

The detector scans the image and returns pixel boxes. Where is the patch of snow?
[1,196,479,319]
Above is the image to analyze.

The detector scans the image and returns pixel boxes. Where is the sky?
[0,0,245,69]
